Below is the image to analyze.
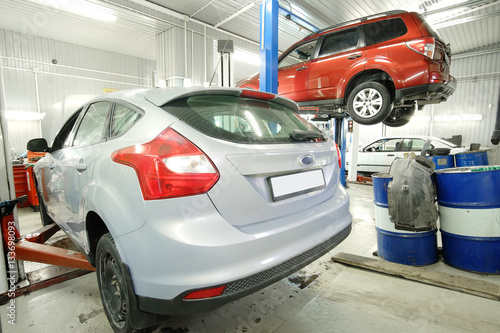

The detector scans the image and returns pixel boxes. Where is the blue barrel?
[455,151,489,167]
[373,173,438,266]
[435,166,500,274]
[427,155,454,170]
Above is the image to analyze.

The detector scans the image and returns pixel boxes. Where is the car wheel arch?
[86,211,110,266]
[344,69,396,102]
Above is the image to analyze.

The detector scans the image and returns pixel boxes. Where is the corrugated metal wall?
[0,28,155,153]
[357,50,500,164]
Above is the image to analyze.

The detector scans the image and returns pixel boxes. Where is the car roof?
[368,136,457,146]
[96,87,299,112]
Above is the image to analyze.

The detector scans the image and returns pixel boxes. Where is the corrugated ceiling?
[0,0,498,60]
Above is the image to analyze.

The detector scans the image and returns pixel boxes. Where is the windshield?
[162,95,325,144]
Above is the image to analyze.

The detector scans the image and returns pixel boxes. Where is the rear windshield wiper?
[290,130,326,142]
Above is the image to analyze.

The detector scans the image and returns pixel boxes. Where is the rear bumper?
[394,78,457,105]
[136,223,351,315]
[115,183,351,316]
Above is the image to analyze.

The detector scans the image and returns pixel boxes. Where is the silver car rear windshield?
[162,95,326,144]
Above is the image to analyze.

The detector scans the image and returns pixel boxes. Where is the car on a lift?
[345,135,467,174]
[27,87,352,332]
[236,10,456,127]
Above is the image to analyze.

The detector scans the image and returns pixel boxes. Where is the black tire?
[96,234,157,333]
[37,187,54,226]
[383,104,416,127]
[347,82,393,125]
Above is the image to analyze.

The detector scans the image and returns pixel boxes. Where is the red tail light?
[183,285,226,300]
[240,89,275,101]
[335,143,342,169]
[111,128,219,200]
[406,37,435,59]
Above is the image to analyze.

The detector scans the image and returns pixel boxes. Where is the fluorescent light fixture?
[411,115,431,122]
[235,49,260,66]
[5,111,46,121]
[28,0,117,22]
[434,114,483,122]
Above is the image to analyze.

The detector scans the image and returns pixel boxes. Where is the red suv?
[236,10,456,127]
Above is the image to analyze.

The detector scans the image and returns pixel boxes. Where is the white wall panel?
[0,28,155,154]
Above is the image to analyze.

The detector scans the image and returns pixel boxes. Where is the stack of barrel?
[373,160,500,273]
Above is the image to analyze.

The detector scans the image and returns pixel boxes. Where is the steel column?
[259,0,279,93]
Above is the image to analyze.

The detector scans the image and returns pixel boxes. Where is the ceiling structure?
[0,0,499,62]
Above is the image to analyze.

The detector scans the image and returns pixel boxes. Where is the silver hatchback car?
[28,87,351,332]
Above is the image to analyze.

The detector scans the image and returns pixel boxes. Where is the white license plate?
[269,169,326,201]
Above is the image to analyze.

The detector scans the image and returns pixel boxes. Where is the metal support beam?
[278,6,319,33]
[259,0,278,93]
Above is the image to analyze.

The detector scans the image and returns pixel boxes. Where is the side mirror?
[27,138,49,152]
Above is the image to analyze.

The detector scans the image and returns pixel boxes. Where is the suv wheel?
[96,233,157,333]
[347,82,393,125]
[383,104,416,127]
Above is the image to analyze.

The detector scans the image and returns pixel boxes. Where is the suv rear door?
[277,39,318,101]
[307,27,365,101]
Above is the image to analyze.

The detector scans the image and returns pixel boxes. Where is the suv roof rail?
[307,10,408,38]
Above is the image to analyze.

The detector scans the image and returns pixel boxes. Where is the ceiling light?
[28,0,117,22]
[434,114,483,122]
[411,115,431,122]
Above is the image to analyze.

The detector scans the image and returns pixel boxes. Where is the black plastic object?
[387,156,438,231]
[428,148,451,156]
[491,92,500,145]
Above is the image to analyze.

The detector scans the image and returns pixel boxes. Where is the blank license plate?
[269,169,325,201]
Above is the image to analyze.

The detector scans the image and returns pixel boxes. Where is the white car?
[346,135,467,174]
[28,87,352,332]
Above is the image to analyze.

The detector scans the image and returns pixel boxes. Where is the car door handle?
[75,163,87,171]
[296,66,308,71]
[347,54,362,60]
[387,154,395,157]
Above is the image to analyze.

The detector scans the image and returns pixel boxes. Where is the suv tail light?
[111,128,219,200]
[406,37,435,59]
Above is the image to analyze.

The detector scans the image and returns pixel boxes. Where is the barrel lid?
[435,165,500,174]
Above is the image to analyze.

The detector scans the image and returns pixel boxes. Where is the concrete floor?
[2,183,500,332]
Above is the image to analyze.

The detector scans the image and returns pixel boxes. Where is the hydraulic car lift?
[1,196,94,300]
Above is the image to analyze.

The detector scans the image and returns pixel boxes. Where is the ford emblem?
[300,155,315,166]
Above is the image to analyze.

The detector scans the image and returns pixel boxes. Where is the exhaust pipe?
[492,91,500,145]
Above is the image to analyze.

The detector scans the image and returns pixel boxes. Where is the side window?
[366,138,401,152]
[278,40,318,68]
[73,101,111,147]
[51,108,82,151]
[399,139,426,151]
[318,28,359,57]
[110,103,142,138]
[364,18,407,46]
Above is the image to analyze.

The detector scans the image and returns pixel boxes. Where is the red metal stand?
[1,196,95,272]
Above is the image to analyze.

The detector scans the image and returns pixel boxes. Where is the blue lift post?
[259,0,278,94]
[334,118,347,187]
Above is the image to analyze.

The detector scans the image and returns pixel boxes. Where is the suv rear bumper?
[135,223,351,316]
[395,78,457,105]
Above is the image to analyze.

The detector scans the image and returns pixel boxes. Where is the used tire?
[383,104,416,127]
[347,82,393,125]
[96,233,157,333]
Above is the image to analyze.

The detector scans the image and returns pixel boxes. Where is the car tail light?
[240,89,275,101]
[406,37,435,59]
[183,285,226,300]
[111,128,219,200]
[335,143,342,169]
